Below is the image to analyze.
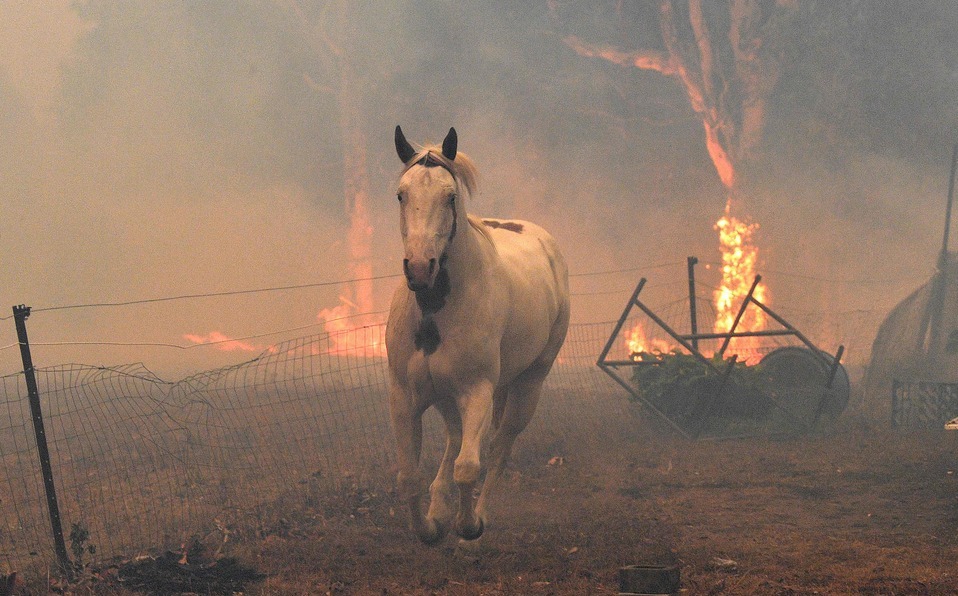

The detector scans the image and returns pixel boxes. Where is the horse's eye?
[449,194,457,205]
[397,194,403,203]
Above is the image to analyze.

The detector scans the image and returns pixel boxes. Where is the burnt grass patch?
[115,548,264,595]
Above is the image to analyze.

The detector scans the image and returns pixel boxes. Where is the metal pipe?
[596,279,646,366]
[717,275,761,357]
[687,256,699,352]
[748,298,830,367]
[678,329,795,341]
[596,365,694,439]
[632,298,717,370]
[812,345,845,427]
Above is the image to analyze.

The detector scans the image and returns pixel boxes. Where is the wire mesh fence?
[0,321,629,574]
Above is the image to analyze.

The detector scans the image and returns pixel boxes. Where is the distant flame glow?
[317,296,387,358]
[183,331,261,352]
[626,322,673,359]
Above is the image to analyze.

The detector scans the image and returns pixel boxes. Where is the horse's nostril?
[403,259,411,277]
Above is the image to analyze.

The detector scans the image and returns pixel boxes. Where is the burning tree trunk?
[337,65,374,317]
[557,0,796,350]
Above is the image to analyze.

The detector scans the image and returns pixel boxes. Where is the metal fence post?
[12,305,72,576]
[687,256,699,352]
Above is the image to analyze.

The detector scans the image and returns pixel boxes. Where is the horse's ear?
[395,125,416,164]
[441,127,457,161]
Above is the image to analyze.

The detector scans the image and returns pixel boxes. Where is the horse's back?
[477,217,570,380]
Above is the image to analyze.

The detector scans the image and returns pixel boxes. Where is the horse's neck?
[442,216,490,299]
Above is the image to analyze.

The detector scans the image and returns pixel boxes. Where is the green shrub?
[629,351,772,422]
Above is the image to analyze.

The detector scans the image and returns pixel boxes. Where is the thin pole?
[12,305,72,576]
[812,345,845,427]
[596,278,647,366]
[687,257,699,352]
[939,143,958,267]
[594,279,694,438]
[748,297,828,366]
[717,275,762,358]
[632,298,717,370]
[929,144,958,352]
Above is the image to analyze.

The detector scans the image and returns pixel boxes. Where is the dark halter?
[416,152,454,175]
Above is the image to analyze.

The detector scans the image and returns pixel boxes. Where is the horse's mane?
[401,145,479,198]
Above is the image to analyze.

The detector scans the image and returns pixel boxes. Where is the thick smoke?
[0,1,955,378]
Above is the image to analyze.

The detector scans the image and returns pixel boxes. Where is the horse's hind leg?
[475,365,547,526]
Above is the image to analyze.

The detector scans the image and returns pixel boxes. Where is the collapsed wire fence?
[0,320,636,575]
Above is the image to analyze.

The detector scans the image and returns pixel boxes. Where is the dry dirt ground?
[30,411,958,595]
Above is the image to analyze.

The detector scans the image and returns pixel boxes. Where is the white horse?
[386,126,570,544]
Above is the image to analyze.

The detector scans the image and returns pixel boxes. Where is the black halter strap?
[416,152,454,175]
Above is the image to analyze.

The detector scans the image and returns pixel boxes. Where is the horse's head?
[394,125,470,291]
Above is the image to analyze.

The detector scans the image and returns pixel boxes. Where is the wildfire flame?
[626,322,673,359]
[713,198,769,363]
[317,296,387,358]
[182,331,262,353]
[183,294,387,358]
[624,198,769,363]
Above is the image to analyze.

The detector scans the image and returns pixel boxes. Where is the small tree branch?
[688,0,718,107]
[658,0,705,115]
[303,72,333,95]
[563,34,674,75]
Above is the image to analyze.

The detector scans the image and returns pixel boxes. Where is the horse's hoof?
[418,519,448,546]
[457,517,484,541]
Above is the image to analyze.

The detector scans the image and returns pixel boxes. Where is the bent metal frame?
[596,266,845,440]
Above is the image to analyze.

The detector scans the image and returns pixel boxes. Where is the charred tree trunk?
[560,0,793,195]
[557,0,794,341]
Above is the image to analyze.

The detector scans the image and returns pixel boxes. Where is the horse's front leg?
[426,397,461,539]
[454,380,494,540]
[389,383,443,544]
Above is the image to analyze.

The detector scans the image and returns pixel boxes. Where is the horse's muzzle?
[404,257,437,291]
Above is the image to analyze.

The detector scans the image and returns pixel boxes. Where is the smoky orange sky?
[0,2,952,379]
